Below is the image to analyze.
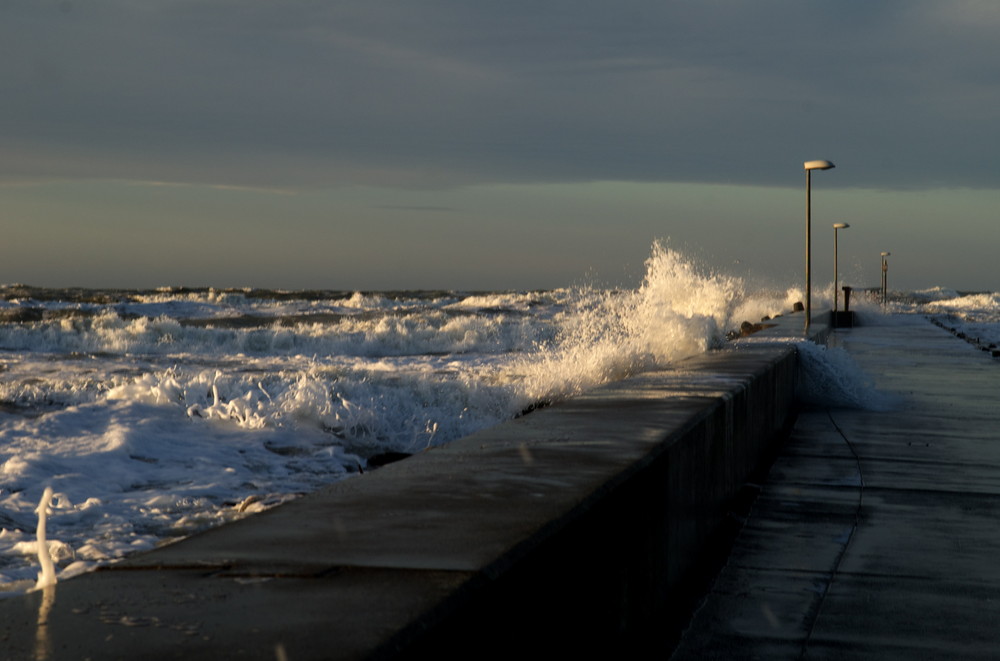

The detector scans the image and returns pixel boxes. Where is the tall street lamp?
[804,159,835,333]
[881,251,891,305]
[833,223,850,314]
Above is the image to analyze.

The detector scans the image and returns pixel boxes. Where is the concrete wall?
[0,317,814,660]
[390,342,801,658]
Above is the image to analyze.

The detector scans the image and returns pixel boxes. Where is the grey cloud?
[3,1,999,191]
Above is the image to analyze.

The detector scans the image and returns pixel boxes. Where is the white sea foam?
[900,289,1000,346]
[924,292,1000,317]
[913,286,963,302]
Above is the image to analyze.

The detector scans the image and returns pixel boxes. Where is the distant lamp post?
[881,251,891,305]
[804,159,835,332]
[833,223,850,313]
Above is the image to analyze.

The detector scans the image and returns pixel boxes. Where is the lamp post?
[833,223,850,313]
[804,159,835,333]
[881,251,890,305]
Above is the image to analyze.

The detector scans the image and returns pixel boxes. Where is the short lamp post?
[881,251,891,305]
[804,159,836,332]
[833,223,850,313]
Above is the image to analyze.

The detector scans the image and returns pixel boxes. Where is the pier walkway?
[672,314,1000,659]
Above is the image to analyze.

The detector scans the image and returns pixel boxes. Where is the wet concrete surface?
[672,314,1000,660]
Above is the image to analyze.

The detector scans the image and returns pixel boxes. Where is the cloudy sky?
[3,1,999,291]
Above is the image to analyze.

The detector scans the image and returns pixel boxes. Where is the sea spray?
[32,487,56,590]
[796,341,895,410]
[513,241,787,403]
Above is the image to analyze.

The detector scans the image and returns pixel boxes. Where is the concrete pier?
[672,313,1000,659]
[0,316,808,659]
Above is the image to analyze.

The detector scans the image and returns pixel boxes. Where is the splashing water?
[795,341,896,410]
[0,241,795,593]
[32,487,56,591]
[514,240,787,401]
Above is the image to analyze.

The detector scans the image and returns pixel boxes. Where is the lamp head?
[833,223,850,229]
[881,251,890,257]
[804,160,835,171]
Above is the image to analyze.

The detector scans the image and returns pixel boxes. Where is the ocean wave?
[0,240,798,592]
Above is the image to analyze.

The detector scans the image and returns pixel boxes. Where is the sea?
[1,241,996,594]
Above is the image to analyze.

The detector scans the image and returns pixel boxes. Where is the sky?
[3,1,1000,292]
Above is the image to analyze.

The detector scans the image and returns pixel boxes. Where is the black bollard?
[834,286,855,328]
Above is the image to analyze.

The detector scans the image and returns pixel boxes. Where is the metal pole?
[802,160,833,331]
[880,254,885,305]
[882,256,889,304]
[805,170,812,333]
[834,227,839,314]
